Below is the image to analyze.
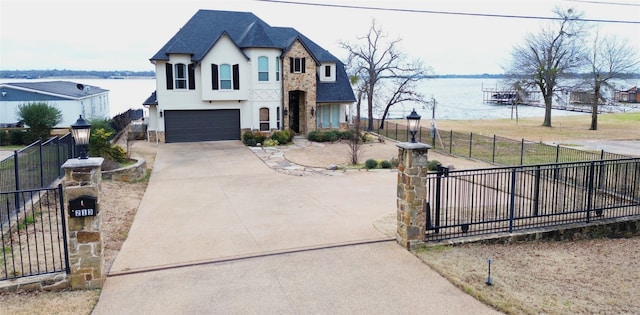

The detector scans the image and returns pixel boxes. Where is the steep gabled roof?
[0,81,108,99]
[150,10,340,64]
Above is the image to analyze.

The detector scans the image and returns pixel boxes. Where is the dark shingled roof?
[1,81,108,98]
[143,91,157,106]
[151,9,355,103]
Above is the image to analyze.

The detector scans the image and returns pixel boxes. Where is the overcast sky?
[1,0,638,75]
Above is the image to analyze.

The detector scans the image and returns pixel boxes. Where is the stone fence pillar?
[396,142,431,250]
[61,157,104,290]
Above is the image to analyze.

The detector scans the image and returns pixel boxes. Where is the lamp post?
[71,115,91,159]
[406,108,421,143]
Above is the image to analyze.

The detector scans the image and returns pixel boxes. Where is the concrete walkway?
[92,141,501,314]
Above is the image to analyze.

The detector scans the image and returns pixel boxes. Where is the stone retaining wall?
[101,158,146,182]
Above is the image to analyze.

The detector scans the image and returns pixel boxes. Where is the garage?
[164,109,240,143]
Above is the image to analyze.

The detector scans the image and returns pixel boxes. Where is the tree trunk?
[590,82,600,130]
[367,82,374,131]
[542,92,553,127]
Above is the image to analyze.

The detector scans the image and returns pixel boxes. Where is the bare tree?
[585,33,639,130]
[340,20,430,131]
[506,7,586,127]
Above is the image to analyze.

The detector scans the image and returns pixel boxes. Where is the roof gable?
[150,10,341,64]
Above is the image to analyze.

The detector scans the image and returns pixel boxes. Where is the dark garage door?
[164,109,240,143]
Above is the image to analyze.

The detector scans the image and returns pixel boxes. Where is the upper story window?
[211,63,240,90]
[165,62,195,90]
[220,64,232,89]
[290,57,306,73]
[175,63,187,89]
[275,58,280,81]
[319,63,336,82]
[258,56,269,81]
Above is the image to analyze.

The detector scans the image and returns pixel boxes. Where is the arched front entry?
[288,90,306,134]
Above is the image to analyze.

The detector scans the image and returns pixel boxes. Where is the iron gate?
[1,184,69,280]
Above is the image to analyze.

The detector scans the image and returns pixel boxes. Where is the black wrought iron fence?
[1,185,69,280]
[1,134,73,228]
[424,158,640,241]
[364,118,632,166]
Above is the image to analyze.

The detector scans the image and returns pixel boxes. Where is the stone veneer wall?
[283,40,317,135]
[147,131,165,143]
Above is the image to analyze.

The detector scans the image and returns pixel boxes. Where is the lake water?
[2,77,637,121]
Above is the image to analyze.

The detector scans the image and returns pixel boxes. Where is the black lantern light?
[71,115,91,159]
[406,108,421,143]
[310,106,315,117]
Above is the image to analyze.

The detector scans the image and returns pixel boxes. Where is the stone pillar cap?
[396,142,431,150]
[62,157,105,169]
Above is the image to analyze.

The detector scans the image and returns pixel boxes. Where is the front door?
[289,92,300,133]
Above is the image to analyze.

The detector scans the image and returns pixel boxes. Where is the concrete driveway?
[92,141,500,314]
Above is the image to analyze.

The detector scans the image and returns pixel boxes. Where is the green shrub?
[10,130,24,145]
[325,130,340,143]
[252,131,267,144]
[365,159,379,169]
[307,130,325,142]
[242,131,255,145]
[0,130,8,145]
[380,160,393,169]
[245,138,257,147]
[263,139,279,146]
[340,130,355,140]
[427,160,442,171]
[104,145,127,162]
[270,130,290,144]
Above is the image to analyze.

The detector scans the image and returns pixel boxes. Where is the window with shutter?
[174,63,187,89]
[211,64,219,90]
[233,64,240,90]
[188,64,195,90]
[165,63,173,90]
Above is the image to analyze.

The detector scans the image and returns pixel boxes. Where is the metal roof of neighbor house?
[150,9,355,103]
[0,81,108,99]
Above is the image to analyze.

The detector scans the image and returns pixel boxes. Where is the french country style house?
[145,9,355,143]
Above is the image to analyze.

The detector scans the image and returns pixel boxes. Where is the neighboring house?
[145,9,355,143]
[0,81,110,127]
[613,86,639,103]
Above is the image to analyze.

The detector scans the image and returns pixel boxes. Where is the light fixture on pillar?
[71,115,91,159]
[310,106,315,117]
[406,108,421,143]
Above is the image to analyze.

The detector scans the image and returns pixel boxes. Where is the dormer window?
[319,63,336,82]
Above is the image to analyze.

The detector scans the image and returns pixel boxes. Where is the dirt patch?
[416,238,640,314]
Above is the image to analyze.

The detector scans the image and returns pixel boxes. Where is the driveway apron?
[93,141,501,314]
